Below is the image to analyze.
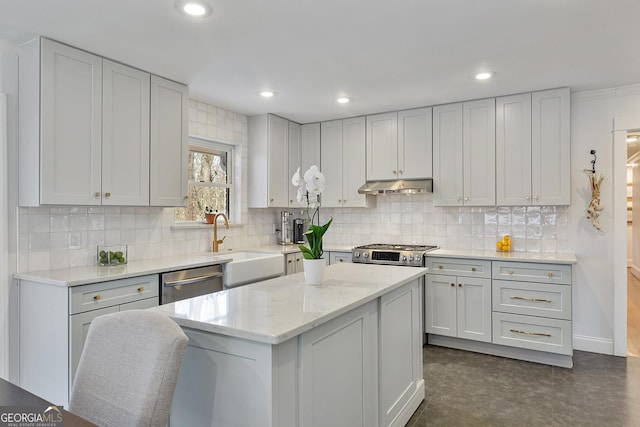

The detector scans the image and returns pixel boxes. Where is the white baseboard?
[631,264,640,280]
[573,334,614,354]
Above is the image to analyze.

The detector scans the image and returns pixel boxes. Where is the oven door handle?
[164,272,223,287]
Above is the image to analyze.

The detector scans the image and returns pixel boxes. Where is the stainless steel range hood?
[357,179,433,195]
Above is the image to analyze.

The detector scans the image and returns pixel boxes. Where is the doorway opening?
[627,130,640,356]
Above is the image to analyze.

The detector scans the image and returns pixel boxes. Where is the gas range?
[351,244,438,267]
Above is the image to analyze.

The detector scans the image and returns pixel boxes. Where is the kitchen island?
[152,263,427,427]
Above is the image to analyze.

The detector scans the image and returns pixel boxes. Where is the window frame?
[175,136,235,223]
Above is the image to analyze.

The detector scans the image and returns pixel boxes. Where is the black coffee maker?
[294,218,306,244]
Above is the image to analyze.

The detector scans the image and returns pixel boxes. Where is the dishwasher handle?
[163,272,223,287]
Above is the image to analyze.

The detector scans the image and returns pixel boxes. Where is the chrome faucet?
[212,212,229,252]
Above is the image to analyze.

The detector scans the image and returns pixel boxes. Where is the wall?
[570,85,640,353]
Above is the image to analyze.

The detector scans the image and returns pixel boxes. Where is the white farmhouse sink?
[218,252,284,288]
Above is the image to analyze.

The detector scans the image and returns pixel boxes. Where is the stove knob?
[354,251,359,258]
[416,255,422,262]
[409,255,414,261]
[402,255,407,262]
[363,253,369,258]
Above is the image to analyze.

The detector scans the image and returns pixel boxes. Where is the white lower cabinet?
[425,256,574,367]
[491,261,573,356]
[425,257,492,343]
[19,275,159,406]
[285,251,304,274]
[170,279,425,427]
[379,279,423,427]
[328,251,352,264]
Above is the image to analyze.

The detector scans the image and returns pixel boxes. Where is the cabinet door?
[102,60,150,206]
[320,120,343,208]
[398,107,433,179]
[379,280,422,427]
[40,38,102,205]
[150,75,188,206]
[342,117,368,208]
[300,301,377,427]
[267,115,289,207]
[532,88,570,205]
[425,274,457,337]
[496,93,532,206]
[366,112,398,180]
[288,121,301,206]
[69,306,119,387]
[433,103,463,206]
[463,98,495,206]
[301,123,321,172]
[456,277,492,342]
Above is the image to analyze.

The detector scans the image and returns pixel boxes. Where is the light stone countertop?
[427,248,577,264]
[14,254,233,287]
[150,263,427,345]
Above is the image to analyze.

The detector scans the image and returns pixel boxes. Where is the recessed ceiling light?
[628,136,640,143]
[176,1,212,17]
[475,72,493,80]
[336,97,350,104]
[260,90,275,98]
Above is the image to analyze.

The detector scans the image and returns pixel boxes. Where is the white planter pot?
[303,258,325,286]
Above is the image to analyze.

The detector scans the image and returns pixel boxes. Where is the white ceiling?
[1,0,639,124]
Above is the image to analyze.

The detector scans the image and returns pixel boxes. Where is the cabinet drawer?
[70,275,159,314]
[492,312,572,356]
[493,280,571,320]
[427,257,491,278]
[329,252,352,264]
[493,261,571,285]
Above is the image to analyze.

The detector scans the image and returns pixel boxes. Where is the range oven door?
[161,265,223,304]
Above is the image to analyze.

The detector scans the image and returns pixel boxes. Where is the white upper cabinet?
[398,107,433,179]
[300,122,321,172]
[287,121,301,206]
[19,37,188,207]
[321,117,374,208]
[496,88,570,206]
[532,88,570,205]
[149,76,189,206]
[433,103,463,206]
[463,98,496,206]
[366,112,398,180]
[103,60,150,206]
[433,99,495,206]
[366,108,432,181]
[248,114,301,208]
[37,38,103,205]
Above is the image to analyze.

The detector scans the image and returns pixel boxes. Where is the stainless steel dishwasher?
[161,264,224,304]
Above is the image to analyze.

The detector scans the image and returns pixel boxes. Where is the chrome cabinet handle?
[510,296,552,303]
[164,272,223,287]
[510,329,551,337]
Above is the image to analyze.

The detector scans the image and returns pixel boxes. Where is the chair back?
[69,309,188,427]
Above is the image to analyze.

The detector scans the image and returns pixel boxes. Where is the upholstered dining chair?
[69,309,188,427]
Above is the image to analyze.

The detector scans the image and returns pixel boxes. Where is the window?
[174,138,234,223]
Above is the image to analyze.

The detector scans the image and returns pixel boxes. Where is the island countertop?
[151,263,427,345]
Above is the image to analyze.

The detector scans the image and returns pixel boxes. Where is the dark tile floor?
[407,345,640,426]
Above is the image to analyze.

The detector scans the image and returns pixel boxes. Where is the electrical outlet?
[69,233,81,249]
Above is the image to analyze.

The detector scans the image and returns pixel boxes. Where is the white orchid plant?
[291,165,332,260]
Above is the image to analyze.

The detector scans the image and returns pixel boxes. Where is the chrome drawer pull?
[510,329,551,337]
[164,272,223,287]
[510,296,552,303]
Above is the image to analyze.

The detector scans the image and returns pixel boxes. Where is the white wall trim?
[631,264,640,280]
[0,93,8,378]
[573,334,614,354]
